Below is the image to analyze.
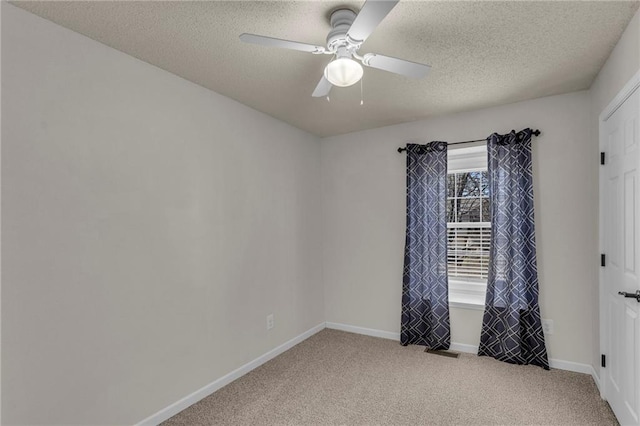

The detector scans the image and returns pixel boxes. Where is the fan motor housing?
[326,9,357,51]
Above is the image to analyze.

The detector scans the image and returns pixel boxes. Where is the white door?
[601,76,640,426]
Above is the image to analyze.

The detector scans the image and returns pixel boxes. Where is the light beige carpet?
[163,329,617,425]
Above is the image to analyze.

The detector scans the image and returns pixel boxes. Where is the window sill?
[449,279,486,310]
[449,293,485,310]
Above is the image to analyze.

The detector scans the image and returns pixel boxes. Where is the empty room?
[2,0,640,425]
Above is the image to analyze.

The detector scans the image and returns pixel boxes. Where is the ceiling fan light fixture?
[324,57,363,87]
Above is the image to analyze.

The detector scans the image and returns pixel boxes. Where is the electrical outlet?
[266,314,274,330]
[542,319,554,335]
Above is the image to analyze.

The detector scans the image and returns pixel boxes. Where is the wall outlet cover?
[267,314,274,330]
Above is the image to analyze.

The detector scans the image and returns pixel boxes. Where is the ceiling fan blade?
[312,76,333,98]
[239,33,325,53]
[346,0,399,44]
[363,53,431,78]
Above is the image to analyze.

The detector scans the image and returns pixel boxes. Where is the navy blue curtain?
[478,129,549,369]
[401,142,450,349]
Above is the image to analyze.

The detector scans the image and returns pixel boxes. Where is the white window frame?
[447,145,488,310]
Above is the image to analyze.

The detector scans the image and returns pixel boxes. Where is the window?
[446,171,490,281]
[446,145,490,308]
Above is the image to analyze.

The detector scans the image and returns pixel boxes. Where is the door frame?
[599,68,640,401]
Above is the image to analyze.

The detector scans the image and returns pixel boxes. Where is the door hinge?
[601,254,606,267]
[601,152,606,165]
[601,354,606,368]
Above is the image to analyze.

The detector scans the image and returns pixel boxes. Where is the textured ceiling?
[10,1,640,137]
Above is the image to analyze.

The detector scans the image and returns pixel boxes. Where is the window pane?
[468,171,484,196]
[446,198,457,222]
[457,172,482,197]
[447,224,491,280]
[481,171,489,196]
[446,166,490,282]
[447,174,456,198]
[481,197,490,222]
[457,197,481,222]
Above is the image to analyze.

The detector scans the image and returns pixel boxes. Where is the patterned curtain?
[478,128,549,369]
[401,142,450,349]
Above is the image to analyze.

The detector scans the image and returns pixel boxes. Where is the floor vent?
[425,349,460,358]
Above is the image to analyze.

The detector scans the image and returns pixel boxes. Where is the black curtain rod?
[396,129,541,153]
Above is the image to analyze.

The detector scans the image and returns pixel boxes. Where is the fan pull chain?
[327,96,330,102]
[360,76,364,106]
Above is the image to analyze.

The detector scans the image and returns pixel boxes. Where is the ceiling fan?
[239,0,431,98]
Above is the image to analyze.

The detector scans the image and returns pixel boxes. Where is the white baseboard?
[548,358,592,375]
[448,343,594,377]
[136,321,601,425]
[450,342,477,354]
[135,322,326,426]
[591,365,602,393]
[325,322,481,355]
[326,321,596,377]
[325,322,400,340]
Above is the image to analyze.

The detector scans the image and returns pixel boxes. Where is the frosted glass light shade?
[324,58,364,87]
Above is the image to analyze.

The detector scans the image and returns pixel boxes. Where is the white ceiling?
[10,1,640,137]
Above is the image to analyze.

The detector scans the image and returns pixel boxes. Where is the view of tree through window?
[447,171,491,280]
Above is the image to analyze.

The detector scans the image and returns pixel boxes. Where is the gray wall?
[321,91,593,364]
[319,5,640,379]
[2,4,323,424]
[3,2,640,424]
